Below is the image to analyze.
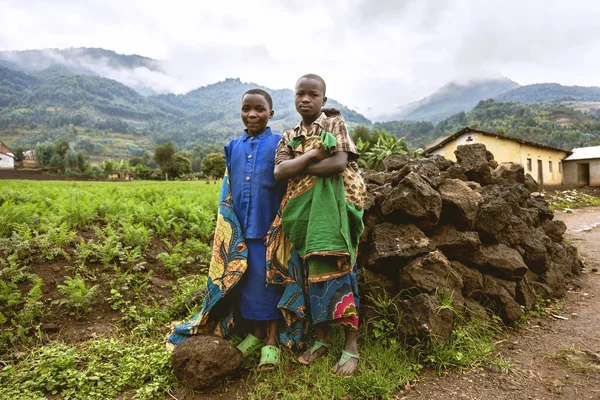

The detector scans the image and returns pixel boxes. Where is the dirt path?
[408,207,600,400]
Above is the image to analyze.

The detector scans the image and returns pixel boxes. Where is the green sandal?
[258,345,281,370]
[298,340,330,365]
[333,350,359,376]
[236,334,265,357]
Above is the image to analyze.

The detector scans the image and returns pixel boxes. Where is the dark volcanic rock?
[481,275,522,324]
[450,260,484,299]
[474,198,513,242]
[442,164,468,181]
[493,162,525,184]
[541,219,567,243]
[397,159,443,188]
[430,225,482,264]
[392,293,455,344]
[383,154,411,171]
[479,243,528,279]
[429,154,454,171]
[367,223,434,266]
[363,170,387,186]
[438,179,483,230]
[516,278,537,311]
[381,172,442,230]
[171,335,243,390]
[454,144,494,185]
[526,197,554,221]
[397,250,463,295]
[524,173,539,192]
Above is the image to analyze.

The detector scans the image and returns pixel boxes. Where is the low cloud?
[1,0,600,118]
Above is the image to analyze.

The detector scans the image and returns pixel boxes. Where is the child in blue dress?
[168,88,287,369]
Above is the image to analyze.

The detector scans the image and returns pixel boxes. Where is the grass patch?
[0,338,176,399]
[423,314,509,372]
[244,327,421,400]
[547,189,600,211]
[547,346,600,373]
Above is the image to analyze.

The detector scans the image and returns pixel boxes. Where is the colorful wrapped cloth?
[272,127,365,330]
[167,169,307,350]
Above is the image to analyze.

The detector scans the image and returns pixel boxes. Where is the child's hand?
[307,149,331,162]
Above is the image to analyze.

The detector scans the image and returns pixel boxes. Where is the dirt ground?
[0,169,71,180]
[407,206,600,400]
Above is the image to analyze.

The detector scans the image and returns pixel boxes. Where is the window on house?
[559,162,563,173]
[549,161,553,173]
[527,158,532,171]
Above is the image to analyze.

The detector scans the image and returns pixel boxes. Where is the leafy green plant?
[56,276,99,316]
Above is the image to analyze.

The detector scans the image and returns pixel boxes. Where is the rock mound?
[360,144,582,342]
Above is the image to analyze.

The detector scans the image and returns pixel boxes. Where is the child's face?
[294,78,327,121]
[241,94,273,135]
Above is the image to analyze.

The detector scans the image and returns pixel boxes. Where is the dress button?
[246,176,250,181]
[248,155,252,159]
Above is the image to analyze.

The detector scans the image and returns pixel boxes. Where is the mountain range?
[382,78,600,123]
[1,47,600,160]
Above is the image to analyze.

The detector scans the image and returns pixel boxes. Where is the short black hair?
[242,88,273,110]
[297,73,326,95]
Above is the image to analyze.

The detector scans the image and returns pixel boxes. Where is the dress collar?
[242,126,272,141]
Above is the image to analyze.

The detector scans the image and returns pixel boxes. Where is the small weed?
[56,275,99,317]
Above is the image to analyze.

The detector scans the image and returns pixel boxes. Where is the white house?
[0,141,15,169]
[563,145,600,186]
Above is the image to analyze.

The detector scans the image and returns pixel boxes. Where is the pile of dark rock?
[359,143,582,342]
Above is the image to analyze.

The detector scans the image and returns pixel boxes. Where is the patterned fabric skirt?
[307,257,359,330]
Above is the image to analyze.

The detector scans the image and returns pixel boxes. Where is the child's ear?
[269,110,275,119]
[322,96,328,107]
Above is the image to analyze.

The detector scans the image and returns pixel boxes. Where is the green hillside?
[495,83,600,104]
[376,99,600,150]
[0,67,370,160]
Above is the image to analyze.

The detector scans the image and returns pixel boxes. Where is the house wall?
[563,159,600,186]
[0,153,14,169]
[431,133,567,185]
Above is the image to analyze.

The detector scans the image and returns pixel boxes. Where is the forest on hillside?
[0,67,370,158]
[375,99,600,150]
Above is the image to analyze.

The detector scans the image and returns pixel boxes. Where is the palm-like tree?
[364,132,408,171]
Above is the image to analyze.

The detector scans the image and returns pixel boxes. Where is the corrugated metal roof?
[564,145,600,161]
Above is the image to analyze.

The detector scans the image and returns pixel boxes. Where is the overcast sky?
[1,0,600,118]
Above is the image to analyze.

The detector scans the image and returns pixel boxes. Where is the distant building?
[425,127,570,185]
[0,141,15,169]
[563,146,600,186]
[22,150,39,168]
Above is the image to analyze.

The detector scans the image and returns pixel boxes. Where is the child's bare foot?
[298,324,330,365]
[331,352,359,376]
[298,340,330,364]
[332,328,359,376]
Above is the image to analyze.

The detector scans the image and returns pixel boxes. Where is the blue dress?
[224,127,286,321]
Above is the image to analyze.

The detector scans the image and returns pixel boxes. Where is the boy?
[168,88,287,369]
[273,74,366,376]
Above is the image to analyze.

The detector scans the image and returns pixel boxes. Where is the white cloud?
[1,0,600,118]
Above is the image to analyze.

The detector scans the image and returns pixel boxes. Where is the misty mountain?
[495,83,600,103]
[0,48,165,95]
[381,76,520,123]
[0,62,370,158]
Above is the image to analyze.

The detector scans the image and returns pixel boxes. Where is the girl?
[168,88,292,369]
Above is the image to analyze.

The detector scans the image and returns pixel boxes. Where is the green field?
[0,180,507,399]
